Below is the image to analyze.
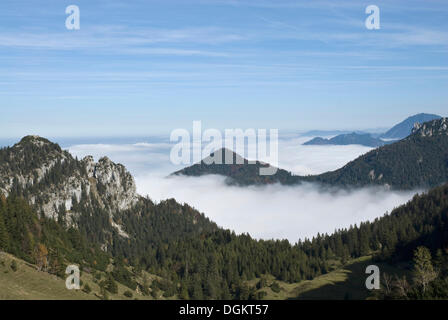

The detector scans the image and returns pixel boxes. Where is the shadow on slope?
[292,256,409,300]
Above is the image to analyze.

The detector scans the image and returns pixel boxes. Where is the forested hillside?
[2,134,448,300]
[0,194,109,277]
[0,136,327,299]
[172,148,298,186]
[313,118,448,189]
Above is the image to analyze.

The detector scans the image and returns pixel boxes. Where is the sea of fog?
[66,135,419,243]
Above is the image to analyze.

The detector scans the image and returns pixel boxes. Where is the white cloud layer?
[136,174,417,243]
[68,137,418,243]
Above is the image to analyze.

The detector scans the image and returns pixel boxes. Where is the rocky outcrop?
[92,157,138,211]
[382,113,442,139]
[412,118,448,138]
[0,135,139,235]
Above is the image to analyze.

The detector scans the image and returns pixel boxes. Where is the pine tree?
[413,246,437,293]
[0,202,9,250]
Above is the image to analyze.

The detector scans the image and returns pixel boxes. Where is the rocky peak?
[1,136,139,235]
[8,135,67,170]
[82,156,96,178]
[93,156,138,211]
[0,136,69,196]
[15,135,61,151]
[411,118,448,138]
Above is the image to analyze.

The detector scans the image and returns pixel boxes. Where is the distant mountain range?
[303,113,442,147]
[380,113,442,140]
[175,118,448,190]
[303,133,387,148]
[300,130,369,137]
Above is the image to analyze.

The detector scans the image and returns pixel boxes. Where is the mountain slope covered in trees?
[0,136,330,299]
[172,148,297,186]
[2,134,448,299]
[313,118,448,189]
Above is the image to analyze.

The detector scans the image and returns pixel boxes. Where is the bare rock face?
[93,157,138,211]
[82,155,96,177]
[0,135,139,235]
[412,118,448,138]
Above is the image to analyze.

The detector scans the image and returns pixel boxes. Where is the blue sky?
[1,0,447,138]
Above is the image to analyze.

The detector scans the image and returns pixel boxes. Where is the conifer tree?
[413,246,437,293]
[0,198,9,250]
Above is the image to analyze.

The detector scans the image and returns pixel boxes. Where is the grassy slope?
[0,252,93,300]
[249,256,409,300]
[1,251,407,300]
[0,252,170,300]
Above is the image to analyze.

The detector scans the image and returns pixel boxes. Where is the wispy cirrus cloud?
[0,26,246,50]
[1,0,448,136]
[117,47,232,57]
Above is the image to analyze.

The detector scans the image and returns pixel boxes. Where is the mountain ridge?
[175,118,448,190]
[303,132,386,147]
[171,148,294,185]
[0,135,138,232]
[301,113,442,147]
[381,113,442,139]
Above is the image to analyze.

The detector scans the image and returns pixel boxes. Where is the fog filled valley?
[67,135,418,242]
